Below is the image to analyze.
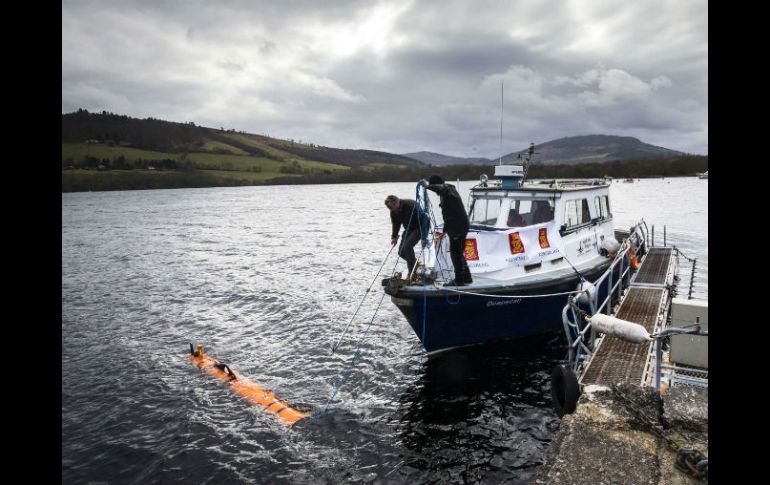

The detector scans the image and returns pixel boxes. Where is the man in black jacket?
[385,195,429,277]
[421,175,473,286]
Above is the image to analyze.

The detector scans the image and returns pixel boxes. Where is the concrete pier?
[538,245,708,484]
[536,384,708,484]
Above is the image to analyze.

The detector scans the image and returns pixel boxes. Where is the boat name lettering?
[468,262,491,268]
[537,248,561,258]
[486,299,522,307]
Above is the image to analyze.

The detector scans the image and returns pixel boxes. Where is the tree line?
[62,109,210,153]
[62,154,708,192]
[267,154,708,185]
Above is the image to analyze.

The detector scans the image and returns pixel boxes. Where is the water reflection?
[394,333,565,483]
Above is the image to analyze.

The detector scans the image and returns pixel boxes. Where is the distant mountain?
[500,135,684,165]
[402,135,683,167]
[401,151,492,166]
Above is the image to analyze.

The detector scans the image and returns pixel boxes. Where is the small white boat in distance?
[697,170,708,179]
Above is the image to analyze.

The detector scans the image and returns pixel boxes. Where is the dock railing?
[561,221,647,371]
[653,325,709,392]
[559,220,708,393]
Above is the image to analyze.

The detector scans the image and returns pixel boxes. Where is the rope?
[317,180,587,418]
[613,386,708,480]
[314,187,430,417]
[415,183,435,374]
[330,243,396,353]
[315,289,389,417]
[414,183,467,304]
[672,245,698,263]
[434,285,586,298]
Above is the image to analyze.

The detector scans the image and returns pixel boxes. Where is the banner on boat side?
[432,222,564,273]
[464,238,480,260]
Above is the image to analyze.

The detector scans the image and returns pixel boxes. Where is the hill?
[61,110,706,193]
[61,110,423,170]
[401,151,492,166]
[400,135,684,167]
[501,134,683,165]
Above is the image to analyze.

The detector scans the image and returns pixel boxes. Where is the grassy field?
[62,143,175,163]
[199,140,250,155]
[62,142,350,173]
[217,132,302,160]
[361,162,410,170]
[61,139,351,192]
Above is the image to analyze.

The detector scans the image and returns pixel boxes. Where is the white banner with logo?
[433,222,565,274]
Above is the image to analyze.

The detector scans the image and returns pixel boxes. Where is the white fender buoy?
[586,314,651,344]
[601,237,620,254]
[576,281,596,304]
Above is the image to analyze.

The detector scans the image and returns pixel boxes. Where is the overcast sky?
[62,0,708,157]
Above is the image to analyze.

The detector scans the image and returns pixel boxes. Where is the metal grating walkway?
[631,247,673,286]
[580,287,666,386]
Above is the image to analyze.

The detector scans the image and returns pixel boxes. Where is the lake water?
[61,176,707,484]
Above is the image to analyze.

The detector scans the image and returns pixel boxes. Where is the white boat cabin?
[431,165,617,284]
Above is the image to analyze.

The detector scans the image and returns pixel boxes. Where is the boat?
[697,170,708,179]
[384,163,639,354]
[622,178,635,183]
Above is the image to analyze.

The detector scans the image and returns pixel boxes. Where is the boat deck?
[579,247,675,386]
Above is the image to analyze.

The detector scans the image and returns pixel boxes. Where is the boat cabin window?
[506,199,554,227]
[469,198,503,226]
[594,195,611,219]
[564,199,591,227]
[532,200,554,224]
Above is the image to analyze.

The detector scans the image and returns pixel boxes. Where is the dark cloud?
[62,0,708,156]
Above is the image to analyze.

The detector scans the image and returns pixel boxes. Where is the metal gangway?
[557,220,708,400]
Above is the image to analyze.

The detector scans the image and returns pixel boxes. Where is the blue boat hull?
[390,259,622,353]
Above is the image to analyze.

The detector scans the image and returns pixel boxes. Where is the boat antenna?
[522,142,536,180]
[499,80,503,166]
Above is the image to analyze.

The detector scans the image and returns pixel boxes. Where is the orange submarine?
[189,344,310,426]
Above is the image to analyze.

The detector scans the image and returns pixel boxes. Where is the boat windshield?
[506,199,554,227]
[469,198,504,225]
[469,196,555,228]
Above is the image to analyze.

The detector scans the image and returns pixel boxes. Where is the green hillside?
[61,110,424,191]
[62,142,349,173]
[61,110,706,193]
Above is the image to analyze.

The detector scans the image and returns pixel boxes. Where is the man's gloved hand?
[391,238,398,246]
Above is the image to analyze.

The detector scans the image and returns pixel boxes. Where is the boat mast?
[522,142,535,181]
[499,80,503,166]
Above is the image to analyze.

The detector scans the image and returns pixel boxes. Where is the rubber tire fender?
[551,364,581,417]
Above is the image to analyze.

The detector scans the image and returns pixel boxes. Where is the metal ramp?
[579,247,676,386]
[631,247,675,287]
[580,287,667,386]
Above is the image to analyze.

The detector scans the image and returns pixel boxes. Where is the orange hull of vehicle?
[190,349,310,426]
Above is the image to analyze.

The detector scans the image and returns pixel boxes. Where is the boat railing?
[561,300,708,393]
[592,220,648,315]
[653,325,709,391]
[561,221,648,371]
[559,220,708,394]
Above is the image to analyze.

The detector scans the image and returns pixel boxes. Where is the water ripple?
[63,179,707,483]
